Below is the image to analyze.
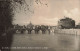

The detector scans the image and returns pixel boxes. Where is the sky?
[12,0,80,26]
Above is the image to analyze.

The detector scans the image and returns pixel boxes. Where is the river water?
[10,31,80,51]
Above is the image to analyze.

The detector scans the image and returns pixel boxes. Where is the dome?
[27,21,34,27]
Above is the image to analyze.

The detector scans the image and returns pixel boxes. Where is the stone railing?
[54,29,80,35]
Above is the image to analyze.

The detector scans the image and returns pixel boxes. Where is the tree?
[0,1,13,34]
[0,0,26,34]
[0,0,48,34]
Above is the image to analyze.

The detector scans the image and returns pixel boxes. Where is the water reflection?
[11,32,80,51]
[53,34,80,51]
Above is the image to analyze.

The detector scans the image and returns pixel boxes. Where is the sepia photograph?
[0,0,80,51]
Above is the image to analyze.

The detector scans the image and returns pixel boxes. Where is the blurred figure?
[41,25,46,34]
[34,25,40,34]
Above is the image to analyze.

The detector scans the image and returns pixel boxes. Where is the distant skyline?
[12,0,80,26]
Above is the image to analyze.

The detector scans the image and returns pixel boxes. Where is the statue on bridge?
[40,25,46,34]
[34,25,41,34]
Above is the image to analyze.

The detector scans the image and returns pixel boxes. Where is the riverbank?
[54,29,80,35]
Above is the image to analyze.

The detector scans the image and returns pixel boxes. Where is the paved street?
[8,31,80,51]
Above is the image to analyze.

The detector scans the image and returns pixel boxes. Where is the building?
[76,23,80,29]
[27,22,34,29]
[58,17,75,29]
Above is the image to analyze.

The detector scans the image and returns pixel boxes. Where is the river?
[9,31,80,51]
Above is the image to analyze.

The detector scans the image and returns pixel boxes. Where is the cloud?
[13,0,80,26]
[31,16,59,26]
[63,8,80,24]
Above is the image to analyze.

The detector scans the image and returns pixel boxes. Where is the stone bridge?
[13,26,51,34]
